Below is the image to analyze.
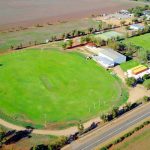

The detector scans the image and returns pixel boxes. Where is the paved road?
[64,103,150,150]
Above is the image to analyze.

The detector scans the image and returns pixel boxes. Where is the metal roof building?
[98,48,126,65]
[86,46,126,68]
[129,24,144,30]
[93,55,114,68]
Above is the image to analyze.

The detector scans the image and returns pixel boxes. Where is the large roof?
[130,65,148,75]
[98,48,125,60]
[94,55,114,65]
[130,24,144,29]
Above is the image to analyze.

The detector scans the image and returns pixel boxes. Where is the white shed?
[129,24,144,30]
[85,46,126,68]
[98,48,126,65]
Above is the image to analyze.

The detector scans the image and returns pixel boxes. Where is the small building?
[143,10,150,16]
[127,65,150,79]
[143,10,150,20]
[129,24,144,30]
[119,10,130,15]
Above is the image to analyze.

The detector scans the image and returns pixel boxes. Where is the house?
[86,46,126,68]
[119,10,130,15]
[126,65,150,79]
[143,10,150,16]
[129,24,144,30]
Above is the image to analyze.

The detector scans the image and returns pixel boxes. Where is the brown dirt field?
[0,0,140,31]
[111,125,150,150]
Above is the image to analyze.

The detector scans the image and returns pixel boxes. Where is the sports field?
[0,48,126,128]
[94,31,125,41]
[124,33,150,50]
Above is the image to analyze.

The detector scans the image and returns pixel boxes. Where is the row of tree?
[128,5,150,17]
[10,20,117,51]
[100,102,140,122]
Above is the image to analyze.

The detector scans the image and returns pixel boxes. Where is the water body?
[0,0,139,29]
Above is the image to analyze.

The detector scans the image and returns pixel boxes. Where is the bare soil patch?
[0,0,140,31]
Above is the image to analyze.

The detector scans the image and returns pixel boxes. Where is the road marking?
[80,111,150,150]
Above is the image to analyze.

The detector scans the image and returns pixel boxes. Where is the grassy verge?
[99,120,150,150]
[124,33,150,51]
[120,60,140,72]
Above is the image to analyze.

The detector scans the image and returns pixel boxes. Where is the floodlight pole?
[44,114,47,128]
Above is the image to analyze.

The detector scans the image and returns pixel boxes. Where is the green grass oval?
[0,49,124,127]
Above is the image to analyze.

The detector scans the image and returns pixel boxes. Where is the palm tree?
[0,127,6,146]
[10,45,14,50]
[62,42,67,50]
[80,37,86,45]
[88,27,93,34]
[112,106,119,118]
[132,18,138,24]
[34,41,37,45]
[124,103,131,111]
[68,40,73,48]
[120,20,126,26]
[108,24,113,29]
[29,41,32,46]
[85,35,92,43]
[77,120,84,133]
[98,22,103,31]
[61,33,66,39]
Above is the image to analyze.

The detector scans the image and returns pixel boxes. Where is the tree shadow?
[4,129,33,145]
[2,130,16,139]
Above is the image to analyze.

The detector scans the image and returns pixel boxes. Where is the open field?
[112,125,150,150]
[0,125,57,150]
[0,47,126,128]
[0,0,141,30]
[124,33,150,50]
[0,19,98,53]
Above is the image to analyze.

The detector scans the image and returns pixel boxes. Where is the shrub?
[100,147,108,150]
[143,74,150,80]
[48,136,67,150]
[143,96,149,102]
[143,121,150,125]
[143,79,150,90]
[111,106,119,118]
[126,77,136,87]
[106,143,113,149]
